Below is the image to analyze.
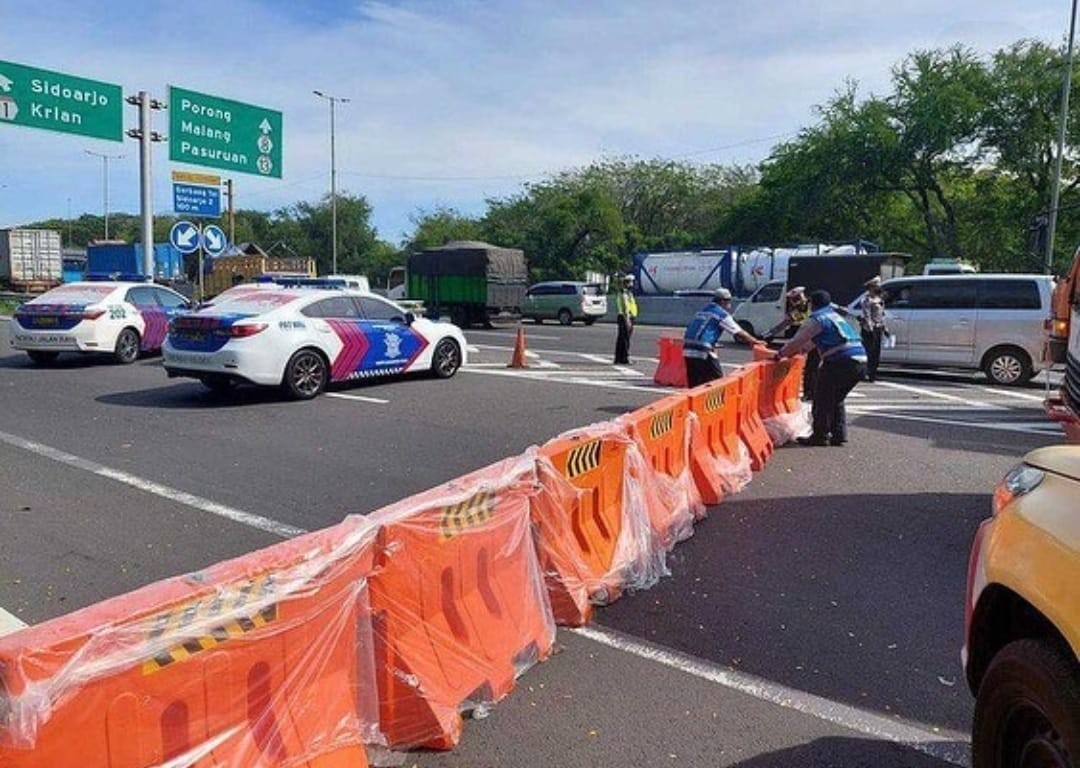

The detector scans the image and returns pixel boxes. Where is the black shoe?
[829,438,847,446]
[796,436,828,447]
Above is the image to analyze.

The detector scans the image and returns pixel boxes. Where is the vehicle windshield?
[26,284,116,306]
[199,291,303,315]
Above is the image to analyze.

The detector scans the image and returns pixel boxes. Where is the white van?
[852,274,1054,385]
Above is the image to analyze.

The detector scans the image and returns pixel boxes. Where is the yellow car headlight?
[992,464,1045,516]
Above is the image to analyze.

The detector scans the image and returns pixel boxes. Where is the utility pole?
[313,90,349,275]
[225,178,235,245]
[125,92,165,278]
[84,149,125,240]
[1048,0,1079,275]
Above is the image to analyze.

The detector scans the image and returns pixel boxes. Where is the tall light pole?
[85,149,125,240]
[1047,0,1079,274]
[313,90,349,275]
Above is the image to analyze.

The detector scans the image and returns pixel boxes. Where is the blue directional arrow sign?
[202,225,228,257]
[170,221,200,254]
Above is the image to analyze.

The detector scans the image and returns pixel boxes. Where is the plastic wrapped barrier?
[532,422,668,627]
[687,376,753,505]
[366,454,556,751]
[735,362,775,470]
[0,518,379,768]
[618,393,703,547]
[756,355,812,445]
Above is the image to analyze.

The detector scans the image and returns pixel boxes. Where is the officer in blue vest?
[775,290,867,446]
[683,288,763,387]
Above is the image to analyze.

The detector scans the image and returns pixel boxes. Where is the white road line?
[0,429,308,539]
[874,380,981,404]
[462,366,672,393]
[325,393,390,404]
[580,353,613,364]
[0,606,27,637]
[849,408,1062,436]
[851,403,1001,412]
[467,330,565,341]
[976,386,1046,403]
[572,625,971,767]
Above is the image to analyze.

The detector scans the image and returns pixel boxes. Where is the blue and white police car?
[162,287,468,399]
[10,278,192,365]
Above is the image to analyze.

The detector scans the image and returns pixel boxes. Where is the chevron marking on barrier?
[440,490,498,539]
[566,440,602,478]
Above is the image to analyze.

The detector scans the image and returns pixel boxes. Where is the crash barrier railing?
[0,352,809,765]
[687,375,753,505]
[366,454,556,751]
[653,337,688,387]
[0,518,379,768]
[532,423,666,626]
[619,392,703,545]
[734,362,775,470]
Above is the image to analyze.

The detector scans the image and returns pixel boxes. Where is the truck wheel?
[114,328,141,364]
[983,346,1032,386]
[27,351,59,366]
[281,348,328,400]
[558,308,573,326]
[972,638,1080,768]
[431,338,462,379]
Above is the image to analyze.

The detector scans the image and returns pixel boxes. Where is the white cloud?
[0,0,1069,242]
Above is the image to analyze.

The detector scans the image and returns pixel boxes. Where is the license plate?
[182,331,208,343]
[32,316,59,327]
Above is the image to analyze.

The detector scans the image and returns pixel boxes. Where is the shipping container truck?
[407,241,528,328]
[1046,245,1080,442]
[0,229,62,290]
[86,242,185,281]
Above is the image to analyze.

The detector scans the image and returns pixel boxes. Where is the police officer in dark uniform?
[775,290,867,446]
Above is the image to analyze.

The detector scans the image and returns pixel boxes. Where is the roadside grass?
[0,299,20,316]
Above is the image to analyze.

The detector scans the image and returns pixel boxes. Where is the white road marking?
[0,605,27,637]
[467,330,565,341]
[580,353,613,364]
[976,386,1046,403]
[462,366,672,393]
[849,408,1061,436]
[325,393,390,404]
[874,380,979,404]
[0,429,308,539]
[572,625,971,767]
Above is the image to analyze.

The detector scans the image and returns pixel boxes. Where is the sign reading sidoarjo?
[0,60,123,141]
[169,86,282,178]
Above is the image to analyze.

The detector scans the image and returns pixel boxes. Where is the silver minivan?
[855,274,1054,385]
[522,281,607,325]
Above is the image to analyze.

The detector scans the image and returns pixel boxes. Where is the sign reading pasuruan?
[168,86,282,178]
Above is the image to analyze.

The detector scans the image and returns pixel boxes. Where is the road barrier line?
[572,624,972,767]
[0,429,307,539]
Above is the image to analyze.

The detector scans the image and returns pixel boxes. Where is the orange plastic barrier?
[653,337,688,387]
[686,375,751,505]
[532,423,665,626]
[619,393,702,547]
[366,455,556,751]
[0,519,378,768]
[735,362,775,470]
[755,355,811,445]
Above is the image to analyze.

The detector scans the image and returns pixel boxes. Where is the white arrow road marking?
[259,118,272,133]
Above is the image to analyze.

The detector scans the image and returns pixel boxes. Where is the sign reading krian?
[0,59,123,141]
[168,86,282,178]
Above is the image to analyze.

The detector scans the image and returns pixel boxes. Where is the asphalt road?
[0,319,1064,767]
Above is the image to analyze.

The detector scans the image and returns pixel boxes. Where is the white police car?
[10,279,192,365]
[163,287,468,399]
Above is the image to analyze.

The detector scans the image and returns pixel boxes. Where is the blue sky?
[0,0,1067,245]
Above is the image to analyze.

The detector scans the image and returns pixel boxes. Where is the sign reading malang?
[168,86,283,178]
[0,60,123,141]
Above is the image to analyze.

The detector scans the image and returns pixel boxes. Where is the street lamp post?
[1047,0,1079,274]
[85,149,126,240]
[313,90,349,275]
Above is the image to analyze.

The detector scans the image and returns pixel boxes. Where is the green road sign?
[0,60,123,141]
[169,86,282,178]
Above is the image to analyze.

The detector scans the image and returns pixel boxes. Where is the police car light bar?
[85,272,153,283]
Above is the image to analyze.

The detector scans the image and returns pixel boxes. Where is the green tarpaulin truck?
[407,241,528,328]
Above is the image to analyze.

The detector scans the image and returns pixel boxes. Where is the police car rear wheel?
[114,329,140,365]
[432,339,461,379]
[27,351,59,365]
[283,349,327,400]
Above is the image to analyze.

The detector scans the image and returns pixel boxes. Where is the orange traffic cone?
[508,327,529,368]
